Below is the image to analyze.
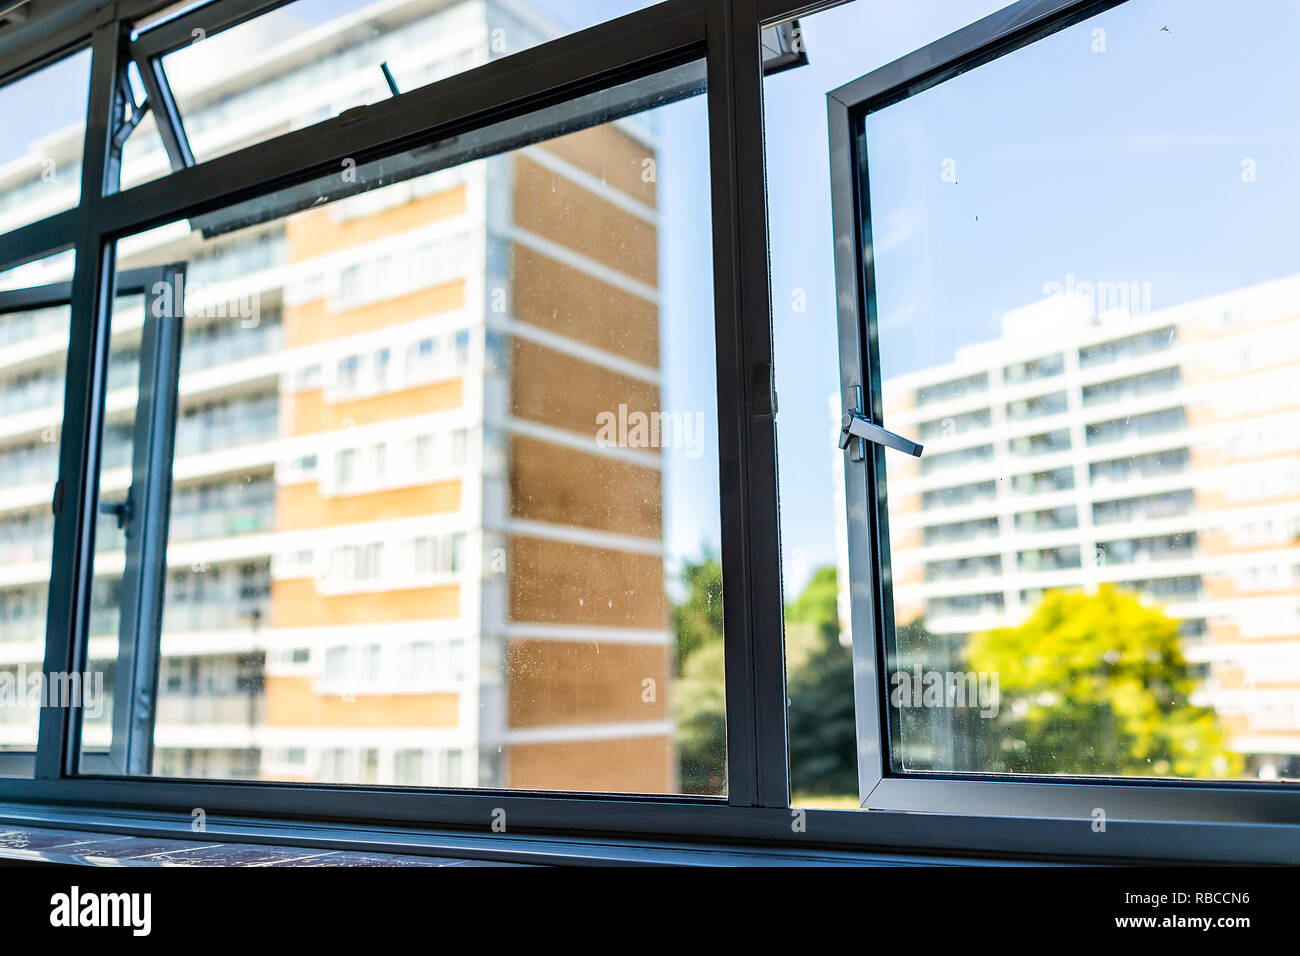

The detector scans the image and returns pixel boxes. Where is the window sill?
[0,803,990,867]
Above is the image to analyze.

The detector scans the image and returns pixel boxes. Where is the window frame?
[0,0,1292,865]
[828,0,1300,838]
[0,265,182,777]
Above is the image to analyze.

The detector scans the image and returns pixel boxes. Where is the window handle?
[99,490,134,531]
[839,410,923,458]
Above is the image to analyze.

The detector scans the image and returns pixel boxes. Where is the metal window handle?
[99,490,134,531]
[839,411,923,458]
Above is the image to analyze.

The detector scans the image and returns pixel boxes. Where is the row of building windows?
[923,533,1203,582]
[315,532,468,587]
[0,311,283,427]
[925,575,1203,621]
[917,487,1198,528]
[328,327,472,401]
[913,446,1193,492]
[911,326,1180,408]
[915,406,1188,473]
[0,391,280,490]
[320,428,470,494]
[317,638,467,692]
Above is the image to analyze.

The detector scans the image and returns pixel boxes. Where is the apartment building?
[869,275,1300,780]
[0,0,676,792]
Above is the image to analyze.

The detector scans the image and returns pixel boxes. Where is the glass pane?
[0,50,91,233]
[0,252,76,759]
[83,64,724,793]
[765,0,1011,808]
[120,88,168,192]
[153,0,678,168]
[80,292,150,762]
[865,0,1300,780]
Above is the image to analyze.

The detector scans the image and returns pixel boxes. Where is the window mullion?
[35,17,125,780]
[707,0,790,809]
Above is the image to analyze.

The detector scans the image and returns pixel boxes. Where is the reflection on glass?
[74,49,722,793]
[0,253,76,755]
[764,0,1023,806]
[0,50,90,233]
[154,0,670,168]
[83,294,148,757]
[866,0,1300,780]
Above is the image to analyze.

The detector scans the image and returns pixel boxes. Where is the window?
[394,749,426,786]
[825,0,1300,801]
[1005,391,1068,422]
[0,256,73,762]
[407,338,435,381]
[1004,353,1064,384]
[337,355,361,395]
[64,49,724,799]
[335,448,357,486]
[326,647,350,681]
[362,645,382,683]
[0,50,91,233]
[411,536,435,575]
[145,0,679,168]
[3,0,1295,867]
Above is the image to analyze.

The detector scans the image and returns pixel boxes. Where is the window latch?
[100,490,134,531]
[838,386,922,459]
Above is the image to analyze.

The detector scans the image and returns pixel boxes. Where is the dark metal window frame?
[0,0,1292,865]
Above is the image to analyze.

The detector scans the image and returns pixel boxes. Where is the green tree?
[967,586,1242,778]
[672,553,723,676]
[785,567,857,796]
[672,555,727,793]
[670,559,859,796]
[675,638,727,794]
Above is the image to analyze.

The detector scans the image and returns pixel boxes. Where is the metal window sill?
[0,802,999,867]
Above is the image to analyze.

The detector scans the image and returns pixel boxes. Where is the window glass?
[82,289,177,766]
[772,0,1300,806]
[765,0,1012,807]
[82,63,725,794]
[0,252,76,759]
[0,50,91,232]
[148,0,676,168]
[861,0,1300,781]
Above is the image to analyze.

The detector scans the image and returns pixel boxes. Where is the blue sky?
[0,50,90,166]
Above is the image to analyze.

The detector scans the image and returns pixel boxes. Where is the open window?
[829,0,1300,823]
[2,0,1297,866]
[0,256,180,778]
[80,265,186,775]
[112,0,804,192]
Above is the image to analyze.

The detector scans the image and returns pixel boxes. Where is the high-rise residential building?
[855,275,1300,780]
[0,0,680,792]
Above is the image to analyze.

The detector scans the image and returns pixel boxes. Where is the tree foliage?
[966,586,1242,778]
[784,567,857,795]
[672,553,723,677]
[672,555,727,793]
